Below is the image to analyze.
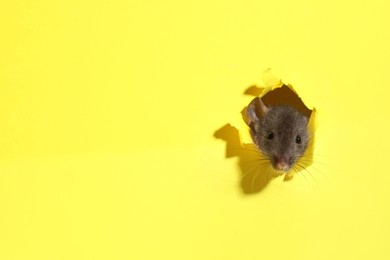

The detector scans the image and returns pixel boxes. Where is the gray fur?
[246,97,309,171]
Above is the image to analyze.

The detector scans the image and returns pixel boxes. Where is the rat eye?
[295,135,301,144]
[266,132,274,140]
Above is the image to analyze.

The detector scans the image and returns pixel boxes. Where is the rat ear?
[246,97,268,123]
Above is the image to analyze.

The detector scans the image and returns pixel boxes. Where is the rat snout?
[275,156,290,171]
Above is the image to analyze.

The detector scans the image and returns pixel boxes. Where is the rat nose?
[276,161,288,171]
[275,157,290,171]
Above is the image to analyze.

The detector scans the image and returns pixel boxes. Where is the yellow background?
[1,0,389,259]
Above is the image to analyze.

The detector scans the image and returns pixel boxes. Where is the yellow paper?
[1,1,390,260]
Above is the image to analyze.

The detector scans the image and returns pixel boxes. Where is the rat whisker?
[293,165,305,178]
[261,167,272,187]
[261,166,268,185]
[243,146,261,152]
[241,162,259,178]
[241,161,270,180]
[299,158,336,170]
[255,161,272,170]
[257,147,273,160]
[293,165,309,184]
[296,162,328,178]
[268,166,276,180]
[239,159,269,169]
[239,157,266,165]
[295,163,318,184]
[292,165,300,176]
[300,157,336,170]
[241,163,261,180]
[251,166,262,192]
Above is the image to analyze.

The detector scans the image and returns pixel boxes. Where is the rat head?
[246,97,309,172]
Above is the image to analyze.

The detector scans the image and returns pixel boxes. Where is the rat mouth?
[272,157,292,172]
[272,164,291,173]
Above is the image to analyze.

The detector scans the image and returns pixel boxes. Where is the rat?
[246,97,309,172]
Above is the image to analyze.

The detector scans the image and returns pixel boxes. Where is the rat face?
[246,97,309,172]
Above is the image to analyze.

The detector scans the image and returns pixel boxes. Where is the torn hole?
[215,70,317,194]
